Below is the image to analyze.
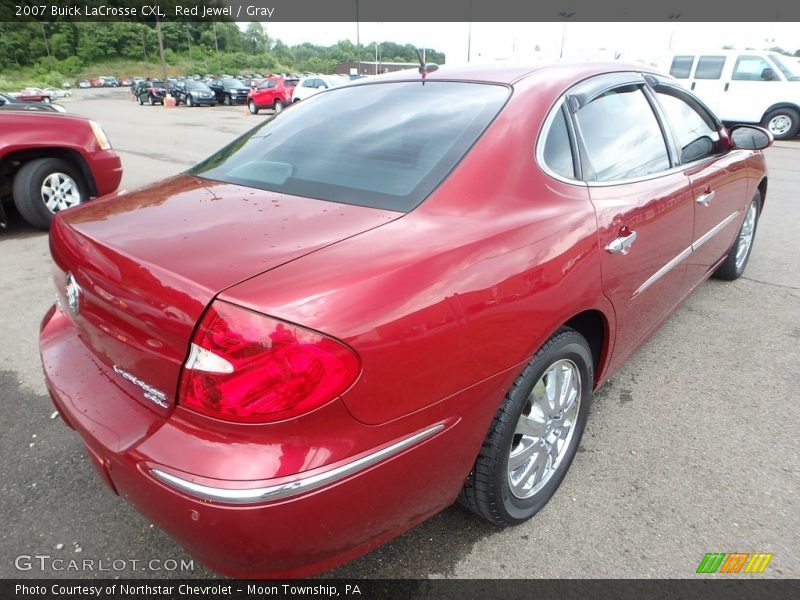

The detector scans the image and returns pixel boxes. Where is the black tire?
[223,94,231,106]
[761,107,800,140]
[12,158,89,229]
[148,95,155,106]
[186,95,194,107]
[712,190,762,281]
[43,97,51,104]
[137,95,143,106]
[459,328,593,526]
[273,100,284,113]
[248,100,258,115]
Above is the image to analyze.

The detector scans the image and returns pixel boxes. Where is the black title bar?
[2,0,800,22]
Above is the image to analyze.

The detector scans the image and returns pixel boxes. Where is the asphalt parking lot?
[1,88,798,579]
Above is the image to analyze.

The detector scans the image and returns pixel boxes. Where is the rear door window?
[574,86,670,181]
[694,56,726,80]
[190,81,510,212]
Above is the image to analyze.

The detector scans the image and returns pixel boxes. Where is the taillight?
[178,300,359,423]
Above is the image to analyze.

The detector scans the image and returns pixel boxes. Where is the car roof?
[349,61,662,86]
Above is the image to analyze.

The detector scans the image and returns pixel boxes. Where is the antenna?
[416,48,439,84]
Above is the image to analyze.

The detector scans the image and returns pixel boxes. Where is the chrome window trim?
[535,100,583,184]
[632,209,741,298]
[537,78,721,187]
[150,423,445,505]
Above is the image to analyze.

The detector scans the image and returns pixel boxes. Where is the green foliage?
[0,20,447,88]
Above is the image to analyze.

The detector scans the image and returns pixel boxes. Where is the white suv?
[664,50,800,139]
[292,75,346,103]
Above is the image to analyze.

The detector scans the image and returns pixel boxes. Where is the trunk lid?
[50,174,400,414]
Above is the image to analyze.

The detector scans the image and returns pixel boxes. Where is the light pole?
[186,24,193,72]
[667,13,681,50]
[558,11,575,59]
[212,22,222,73]
[355,0,361,74]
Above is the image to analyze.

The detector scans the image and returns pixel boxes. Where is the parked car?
[291,75,344,103]
[665,50,800,139]
[76,79,91,89]
[0,112,121,229]
[134,80,167,105]
[208,77,250,105]
[0,92,66,114]
[120,77,132,87]
[44,87,72,99]
[247,75,296,114]
[40,62,770,578]
[99,76,120,88]
[172,80,217,107]
[62,82,72,89]
[11,88,52,103]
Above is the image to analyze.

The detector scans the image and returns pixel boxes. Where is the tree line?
[0,22,446,79]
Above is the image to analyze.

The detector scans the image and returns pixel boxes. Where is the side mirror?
[730,125,773,150]
[761,67,776,81]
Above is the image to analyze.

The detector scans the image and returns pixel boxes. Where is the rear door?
[568,75,695,367]
[650,84,750,287]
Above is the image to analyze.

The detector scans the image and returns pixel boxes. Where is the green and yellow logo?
[696,552,773,574]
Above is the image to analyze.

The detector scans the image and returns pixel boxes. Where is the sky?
[255,22,800,65]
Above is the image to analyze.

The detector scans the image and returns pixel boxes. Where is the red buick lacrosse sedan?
[40,62,770,578]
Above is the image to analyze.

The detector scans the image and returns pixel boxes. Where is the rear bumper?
[39,304,499,578]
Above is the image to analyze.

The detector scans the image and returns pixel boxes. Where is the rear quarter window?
[190,81,510,212]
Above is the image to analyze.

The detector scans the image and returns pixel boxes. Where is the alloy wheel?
[508,359,581,499]
[735,200,758,270]
[41,172,82,213]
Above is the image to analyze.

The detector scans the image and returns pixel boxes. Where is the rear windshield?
[190,81,509,212]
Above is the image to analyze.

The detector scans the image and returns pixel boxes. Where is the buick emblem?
[65,272,81,315]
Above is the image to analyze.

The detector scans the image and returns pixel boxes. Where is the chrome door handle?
[696,191,715,206]
[606,230,638,255]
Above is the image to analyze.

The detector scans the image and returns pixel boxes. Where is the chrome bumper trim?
[150,423,445,505]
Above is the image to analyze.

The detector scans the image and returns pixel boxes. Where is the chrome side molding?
[151,423,445,504]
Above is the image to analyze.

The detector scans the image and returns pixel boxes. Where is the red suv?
[0,112,122,229]
[247,76,296,114]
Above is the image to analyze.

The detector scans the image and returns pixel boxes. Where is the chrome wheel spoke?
[528,449,550,488]
[508,439,538,472]
[515,412,547,438]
